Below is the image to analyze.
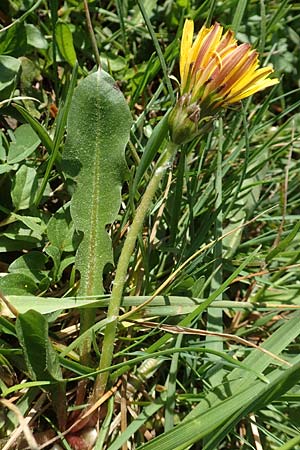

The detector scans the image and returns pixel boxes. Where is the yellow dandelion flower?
[169,19,279,145]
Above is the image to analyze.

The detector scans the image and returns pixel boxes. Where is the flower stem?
[83,0,101,68]
[92,141,178,401]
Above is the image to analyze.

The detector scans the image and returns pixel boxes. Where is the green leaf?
[3,295,107,317]
[44,245,61,281]
[0,219,44,253]
[12,214,45,235]
[0,55,21,100]
[8,252,48,283]
[16,310,62,381]
[0,273,37,295]
[47,203,75,252]
[7,124,40,164]
[2,295,253,318]
[15,310,66,429]
[0,236,38,253]
[11,165,38,210]
[0,22,27,57]
[0,132,6,161]
[25,24,48,49]
[0,164,13,174]
[13,104,53,155]
[56,21,77,67]
[57,255,75,280]
[62,69,132,296]
[100,52,127,72]
[231,0,247,33]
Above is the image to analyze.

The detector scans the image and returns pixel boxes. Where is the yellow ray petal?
[216,29,236,52]
[229,66,275,97]
[208,43,252,90]
[226,78,279,103]
[180,19,194,89]
[190,43,240,102]
[218,52,259,96]
[189,25,210,64]
[193,23,223,73]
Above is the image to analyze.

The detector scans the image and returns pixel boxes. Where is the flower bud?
[168,94,213,145]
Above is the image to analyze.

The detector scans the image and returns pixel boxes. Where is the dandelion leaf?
[63,69,132,296]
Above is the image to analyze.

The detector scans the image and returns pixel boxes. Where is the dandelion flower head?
[169,19,278,144]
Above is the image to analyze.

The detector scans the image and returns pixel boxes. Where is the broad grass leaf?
[186,311,300,419]
[2,295,92,316]
[62,69,132,296]
[138,361,300,450]
[3,295,217,317]
[132,110,169,194]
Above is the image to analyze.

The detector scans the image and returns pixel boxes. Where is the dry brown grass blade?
[0,289,19,317]
[130,320,292,367]
[232,263,300,283]
[37,379,122,449]
[264,303,300,309]
[1,398,39,450]
[249,413,263,450]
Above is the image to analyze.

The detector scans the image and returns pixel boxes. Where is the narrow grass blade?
[137,361,300,450]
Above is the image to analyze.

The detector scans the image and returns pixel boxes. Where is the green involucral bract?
[63,69,132,296]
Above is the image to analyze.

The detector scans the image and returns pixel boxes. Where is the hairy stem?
[92,141,178,401]
[83,0,101,68]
